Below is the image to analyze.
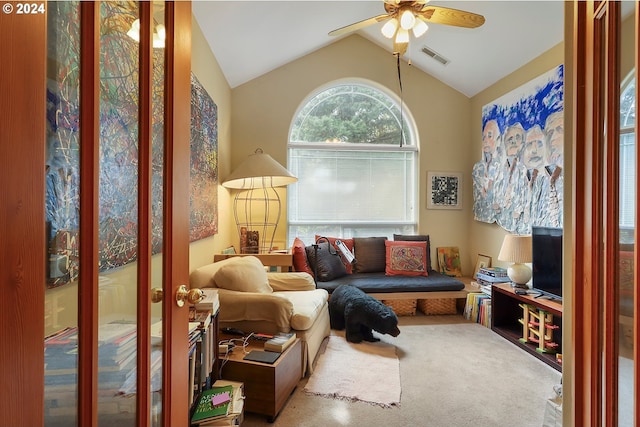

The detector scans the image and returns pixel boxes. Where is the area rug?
[303,333,401,407]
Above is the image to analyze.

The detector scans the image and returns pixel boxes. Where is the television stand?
[491,283,562,371]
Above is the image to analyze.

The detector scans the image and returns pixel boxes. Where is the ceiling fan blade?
[417,5,485,29]
[328,14,390,37]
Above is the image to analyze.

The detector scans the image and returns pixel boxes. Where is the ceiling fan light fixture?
[381,18,398,39]
[395,27,409,44]
[399,9,415,30]
[412,19,428,38]
[127,18,141,42]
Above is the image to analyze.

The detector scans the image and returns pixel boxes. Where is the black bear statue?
[328,284,401,343]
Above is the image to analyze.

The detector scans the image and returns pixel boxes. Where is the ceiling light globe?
[412,20,428,38]
[395,27,409,44]
[381,18,398,39]
[400,10,415,30]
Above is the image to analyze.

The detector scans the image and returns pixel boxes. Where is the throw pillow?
[315,235,354,274]
[305,242,348,282]
[292,237,314,276]
[213,256,273,293]
[385,240,429,276]
[394,234,432,271]
[353,237,388,273]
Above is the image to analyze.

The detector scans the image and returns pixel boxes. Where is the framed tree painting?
[427,171,462,210]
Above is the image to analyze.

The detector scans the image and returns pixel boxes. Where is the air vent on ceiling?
[421,46,450,66]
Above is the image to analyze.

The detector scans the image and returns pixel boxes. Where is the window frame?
[286,78,419,245]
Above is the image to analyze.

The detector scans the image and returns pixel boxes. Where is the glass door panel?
[97,2,141,425]
[44,2,81,426]
[150,1,166,424]
[618,3,636,425]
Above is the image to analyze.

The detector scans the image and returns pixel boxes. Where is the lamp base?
[507,263,532,288]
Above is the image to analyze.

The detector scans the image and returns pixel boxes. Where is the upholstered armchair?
[189,255,330,375]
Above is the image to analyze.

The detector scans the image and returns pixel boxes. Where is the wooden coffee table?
[218,335,302,421]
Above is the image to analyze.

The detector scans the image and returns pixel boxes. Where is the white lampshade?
[222,148,297,189]
[498,234,533,286]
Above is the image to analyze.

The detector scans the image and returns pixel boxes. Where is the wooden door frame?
[571,1,639,426]
[0,7,47,427]
[163,2,192,426]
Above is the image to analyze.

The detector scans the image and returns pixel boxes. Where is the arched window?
[620,72,635,242]
[287,80,418,244]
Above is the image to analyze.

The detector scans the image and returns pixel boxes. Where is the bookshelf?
[491,283,562,371]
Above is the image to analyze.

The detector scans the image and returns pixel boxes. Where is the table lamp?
[497,234,532,288]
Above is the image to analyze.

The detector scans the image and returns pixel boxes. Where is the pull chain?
[396,53,405,147]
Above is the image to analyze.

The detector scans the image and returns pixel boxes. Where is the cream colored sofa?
[189,256,330,376]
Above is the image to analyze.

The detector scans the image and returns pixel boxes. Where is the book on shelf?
[196,288,220,314]
[464,292,491,325]
[476,272,511,284]
[263,332,296,353]
[191,384,234,424]
[478,266,508,277]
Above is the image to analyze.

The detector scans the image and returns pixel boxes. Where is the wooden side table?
[218,335,302,421]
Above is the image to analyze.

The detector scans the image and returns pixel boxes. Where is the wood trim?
[0,7,46,427]
[163,2,192,426]
[78,3,100,426]
[635,6,640,425]
[602,3,621,425]
[571,2,591,425]
[137,3,153,426]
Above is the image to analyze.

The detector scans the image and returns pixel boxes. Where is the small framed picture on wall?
[427,171,462,210]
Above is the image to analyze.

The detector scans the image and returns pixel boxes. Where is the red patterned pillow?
[385,240,429,276]
[315,235,354,274]
[292,237,314,276]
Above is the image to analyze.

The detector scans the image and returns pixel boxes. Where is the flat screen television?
[531,226,563,300]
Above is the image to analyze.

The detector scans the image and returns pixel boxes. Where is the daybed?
[189,256,330,376]
[291,235,469,315]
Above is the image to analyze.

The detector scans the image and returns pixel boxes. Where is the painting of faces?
[472,65,564,234]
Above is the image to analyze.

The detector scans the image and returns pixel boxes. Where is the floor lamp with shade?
[222,149,297,254]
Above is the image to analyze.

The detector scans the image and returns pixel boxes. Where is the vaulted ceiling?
[192,1,564,97]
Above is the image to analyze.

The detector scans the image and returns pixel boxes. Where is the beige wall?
[189,17,234,271]
[468,43,564,270]
[230,34,474,273]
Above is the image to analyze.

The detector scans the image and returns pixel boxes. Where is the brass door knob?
[151,288,163,303]
[175,285,204,307]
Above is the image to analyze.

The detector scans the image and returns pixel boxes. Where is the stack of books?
[476,267,510,293]
[464,293,491,327]
[200,380,245,426]
[264,332,296,353]
[191,380,245,426]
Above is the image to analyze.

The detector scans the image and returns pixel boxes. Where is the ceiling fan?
[329,1,485,57]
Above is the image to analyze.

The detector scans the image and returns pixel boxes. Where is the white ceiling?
[192,1,565,98]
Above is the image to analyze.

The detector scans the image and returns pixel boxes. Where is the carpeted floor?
[242,314,562,427]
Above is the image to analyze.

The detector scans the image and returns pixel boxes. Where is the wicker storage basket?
[383,299,417,316]
[418,298,457,315]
